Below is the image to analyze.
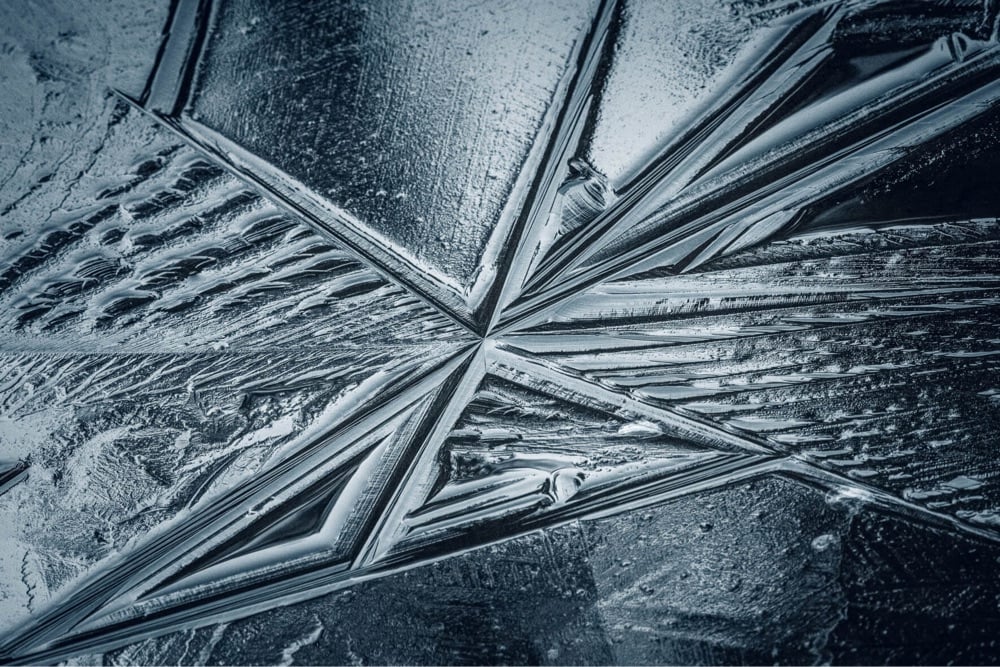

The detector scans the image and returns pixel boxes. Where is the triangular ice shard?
[145,452,366,597]
[359,341,778,570]
[501,7,1000,333]
[508,220,1000,538]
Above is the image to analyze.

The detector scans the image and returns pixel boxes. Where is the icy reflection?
[2,0,1000,663]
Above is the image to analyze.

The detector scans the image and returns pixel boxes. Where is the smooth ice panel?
[582,0,763,187]
[189,0,596,290]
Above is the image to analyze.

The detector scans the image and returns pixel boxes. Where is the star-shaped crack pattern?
[3,0,1000,661]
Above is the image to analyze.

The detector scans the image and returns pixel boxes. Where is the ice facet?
[4,0,1000,663]
[181,0,599,305]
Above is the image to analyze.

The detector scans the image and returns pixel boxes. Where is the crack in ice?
[4,0,1000,661]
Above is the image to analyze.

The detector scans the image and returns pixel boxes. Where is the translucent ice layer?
[2,0,1000,663]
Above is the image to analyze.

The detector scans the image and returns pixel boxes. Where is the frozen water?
[173,0,600,325]
[2,0,1000,663]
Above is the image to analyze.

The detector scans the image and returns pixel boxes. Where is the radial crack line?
[490,340,775,455]
[111,90,480,338]
[0,343,477,661]
[498,44,1000,334]
[141,0,212,113]
[501,267,1000,346]
[777,458,1000,545]
[519,5,840,299]
[479,0,620,332]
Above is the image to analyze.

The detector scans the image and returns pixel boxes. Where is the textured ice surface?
[184,0,599,314]
[3,0,1000,664]
[0,109,463,352]
[581,0,762,185]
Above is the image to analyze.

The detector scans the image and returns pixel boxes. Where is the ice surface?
[0,108,465,352]
[100,474,1000,665]
[183,0,599,315]
[3,0,1000,663]
[580,0,764,186]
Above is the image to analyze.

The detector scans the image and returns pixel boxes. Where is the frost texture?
[2,0,1000,663]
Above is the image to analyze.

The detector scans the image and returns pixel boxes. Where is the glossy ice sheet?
[189,0,596,296]
[2,0,1000,664]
